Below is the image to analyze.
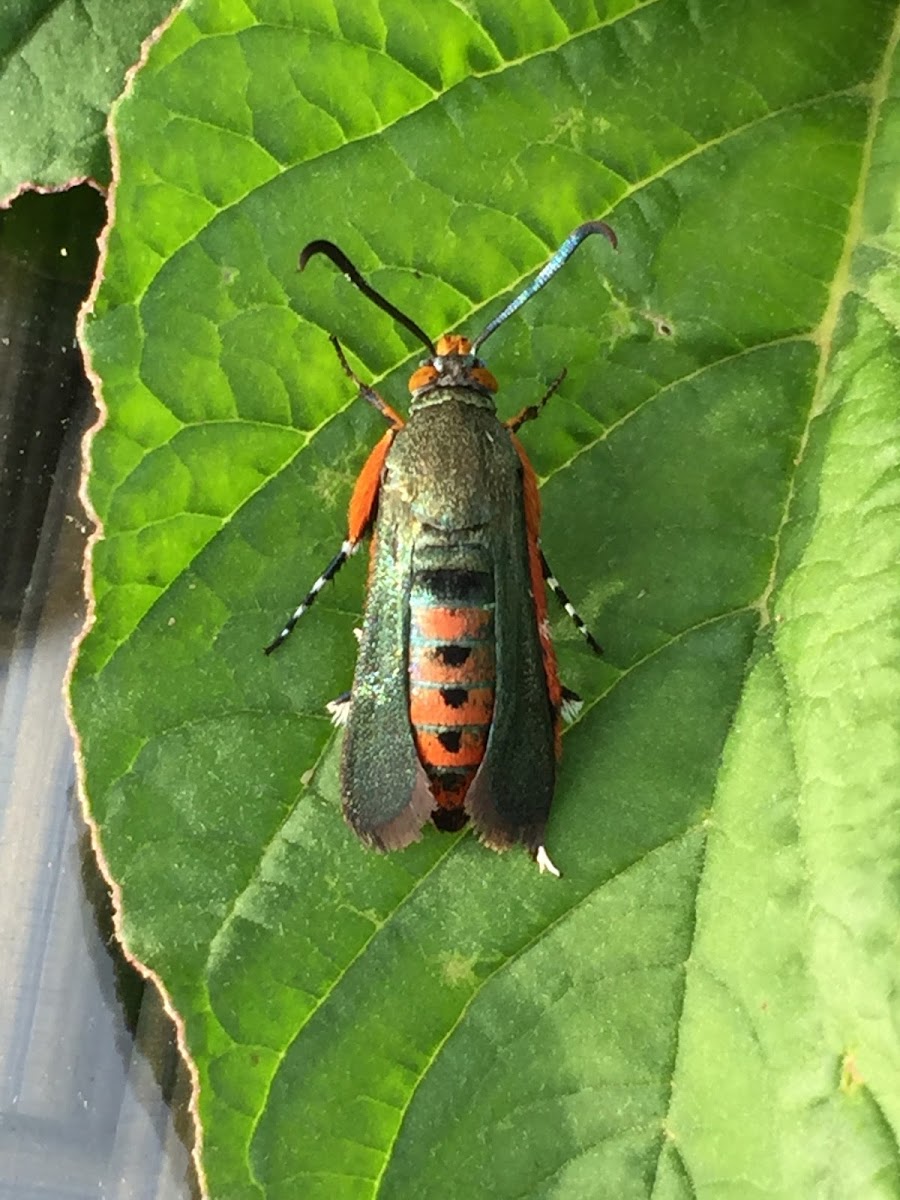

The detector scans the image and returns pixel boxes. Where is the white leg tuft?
[326,694,351,727]
[535,845,561,877]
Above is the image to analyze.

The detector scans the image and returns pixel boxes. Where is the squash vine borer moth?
[267,221,616,874]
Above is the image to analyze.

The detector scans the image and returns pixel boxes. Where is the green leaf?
[0,0,176,200]
[72,1,900,1196]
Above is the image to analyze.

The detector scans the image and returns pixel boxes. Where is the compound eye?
[432,356,444,370]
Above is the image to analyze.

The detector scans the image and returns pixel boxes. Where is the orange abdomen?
[407,566,495,823]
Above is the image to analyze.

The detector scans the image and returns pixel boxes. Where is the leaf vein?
[370,822,706,1197]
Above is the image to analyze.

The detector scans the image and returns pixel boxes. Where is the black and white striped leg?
[506,367,567,433]
[264,539,357,655]
[540,550,603,656]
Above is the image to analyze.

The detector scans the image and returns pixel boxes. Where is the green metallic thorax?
[387,388,518,530]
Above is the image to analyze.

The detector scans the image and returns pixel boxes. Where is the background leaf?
[0,0,176,201]
[72,1,900,1197]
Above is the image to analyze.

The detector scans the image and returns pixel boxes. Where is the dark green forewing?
[341,490,434,849]
[464,448,557,853]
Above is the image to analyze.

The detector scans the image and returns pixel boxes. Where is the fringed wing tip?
[465,788,561,875]
[344,765,434,852]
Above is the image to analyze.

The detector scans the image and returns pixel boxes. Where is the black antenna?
[299,240,436,355]
[471,220,617,353]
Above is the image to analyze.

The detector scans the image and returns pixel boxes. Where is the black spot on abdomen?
[436,644,471,667]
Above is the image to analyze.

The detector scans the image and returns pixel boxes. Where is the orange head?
[408,334,499,397]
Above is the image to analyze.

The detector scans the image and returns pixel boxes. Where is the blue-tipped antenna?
[471,220,617,353]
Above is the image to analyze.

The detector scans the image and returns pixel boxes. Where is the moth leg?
[330,335,404,427]
[505,367,567,433]
[264,539,359,654]
[560,684,583,723]
[326,690,352,726]
[534,845,561,877]
[266,424,395,655]
[540,550,603,656]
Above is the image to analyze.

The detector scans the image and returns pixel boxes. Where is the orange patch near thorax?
[347,430,396,543]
